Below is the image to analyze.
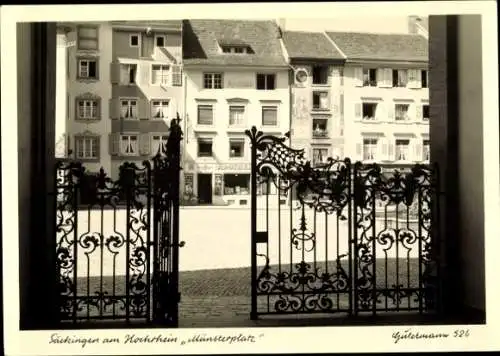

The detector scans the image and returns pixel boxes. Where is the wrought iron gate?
[247,127,440,318]
[55,120,182,326]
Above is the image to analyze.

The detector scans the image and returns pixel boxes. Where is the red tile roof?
[182,19,288,67]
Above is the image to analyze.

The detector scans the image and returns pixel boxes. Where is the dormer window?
[220,45,249,54]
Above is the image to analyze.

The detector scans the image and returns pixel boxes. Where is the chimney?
[408,15,420,34]
[277,18,286,38]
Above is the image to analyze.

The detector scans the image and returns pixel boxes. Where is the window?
[130,35,139,47]
[423,104,430,120]
[392,69,408,87]
[312,148,329,167]
[362,103,377,120]
[120,135,138,155]
[363,138,378,160]
[155,35,166,47]
[120,99,138,119]
[224,174,250,195]
[77,99,98,120]
[423,140,430,161]
[77,25,98,50]
[75,136,99,159]
[184,173,194,196]
[229,106,245,126]
[363,68,377,86]
[421,70,428,88]
[312,91,329,110]
[312,118,328,138]
[312,66,329,85]
[395,139,410,160]
[221,46,248,54]
[197,139,213,157]
[229,139,245,158]
[395,104,410,121]
[151,100,169,119]
[262,106,278,126]
[152,135,168,155]
[78,58,97,79]
[256,74,276,90]
[151,64,169,85]
[197,105,214,125]
[120,63,137,85]
[204,73,223,89]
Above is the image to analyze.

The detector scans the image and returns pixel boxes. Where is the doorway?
[197,173,213,204]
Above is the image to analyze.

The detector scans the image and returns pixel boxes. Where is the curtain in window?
[121,101,129,118]
[120,65,129,84]
[198,106,213,125]
[229,106,244,125]
[262,107,277,126]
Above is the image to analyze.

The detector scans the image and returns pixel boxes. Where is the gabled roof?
[325,31,428,62]
[282,31,345,61]
[182,19,288,67]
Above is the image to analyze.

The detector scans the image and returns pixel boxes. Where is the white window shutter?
[354,67,363,87]
[381,138,389,161]
[416,69,422,89]
[386,68,393,87]
[172,65,182,86]
[139,133,151,156]
[407,69,416,89]
[414,142,422,162]
[376,68,384,87]
[388,142,395,161]
[415,105,423,121]
[138,99,149,120]
[354,103,362,120]
[109,133,119,156]
[139,62,149,85]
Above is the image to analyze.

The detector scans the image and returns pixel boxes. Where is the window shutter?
[354,67,363,87]
[414,142,422,162]
[374,102,383,120]
[376,68,385,87]
[386,68,393,87]
[110,62,120,84]
[416,69,422,89]
[139,133,151,156]
[139,62,149,85]
[416,105,423,121]
[138,99,149,120]
[94,136,101,159]
[109,133,119,156]
[381,139,389,161]
[109,98,119,119]
[172,65,182,86]
[354,103,362,120]
[388,142,395,160]
[407,69,416,89]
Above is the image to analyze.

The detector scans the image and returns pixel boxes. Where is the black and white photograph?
[1,1,499,354]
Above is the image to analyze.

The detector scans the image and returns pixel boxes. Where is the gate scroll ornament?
[246,126,353,316]
[55,117,183,326]
[246,126,440,318]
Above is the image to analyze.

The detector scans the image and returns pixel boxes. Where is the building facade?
[61,21,183,179]
[281,30,346,166]
[324,32,430,167]
[181,19,290,206]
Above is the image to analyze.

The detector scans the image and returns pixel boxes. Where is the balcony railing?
[312,129,329,138]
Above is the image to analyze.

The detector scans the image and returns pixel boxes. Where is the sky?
[283,17,413,34]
